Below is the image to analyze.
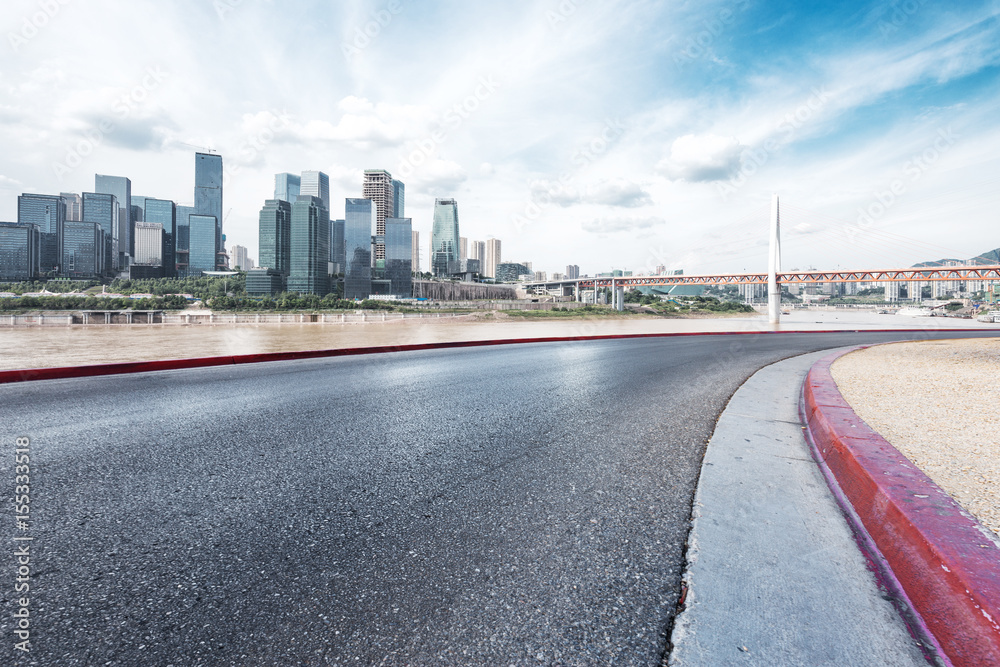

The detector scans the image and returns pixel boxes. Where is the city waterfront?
[2,310,995,370]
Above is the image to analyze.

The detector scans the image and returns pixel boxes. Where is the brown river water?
[1,310,994,370]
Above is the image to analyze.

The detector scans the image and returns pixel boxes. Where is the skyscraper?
[392,179,405,218]
[62,221,103,279]
[18,194,65,275]
[60,193,82,221]
[188,214,217,275]
[384,218,412,298]
[565,264,580,279]
[0,222,40,281]
[274,173,301,203]
[469,240,486,272]
[459,237,468,263]
[300,171,330,211]
[194,152,223,265]
[231,245,252,270]
[363,169,394,262]
[95,174,131,264]
[175,205,194,277]
[411,230,420,274]
[258,199,292,279]
[485,238,501,279]
[431,198,460,276]
[344,198,374,300]
[144,199,176,278]
[331,219,346,275]
[287,196,330,296]
[132,222,164,277]
[82,192,119,273]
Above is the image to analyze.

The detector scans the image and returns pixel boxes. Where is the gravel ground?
[831,338,1000,537]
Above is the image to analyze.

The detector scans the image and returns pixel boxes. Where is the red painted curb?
[1,327,993,385]
[803,347,1000,667]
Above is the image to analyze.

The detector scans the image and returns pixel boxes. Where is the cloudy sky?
[2,0,999,275]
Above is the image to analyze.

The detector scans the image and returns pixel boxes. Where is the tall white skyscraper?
[469,240,485,265]
[300,171,330,211]
[363,169,394,261]
[459,237,468,262]
[485,238,501,279]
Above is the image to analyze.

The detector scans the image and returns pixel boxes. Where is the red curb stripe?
[1,327,993,385]
[803,347,1000,667]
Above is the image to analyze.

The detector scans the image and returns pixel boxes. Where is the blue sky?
[1,0,998,275]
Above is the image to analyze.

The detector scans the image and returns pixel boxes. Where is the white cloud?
[657,133,743,182]
[582,216,663,234]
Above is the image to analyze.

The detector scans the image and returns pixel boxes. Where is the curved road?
[2,330,996,665]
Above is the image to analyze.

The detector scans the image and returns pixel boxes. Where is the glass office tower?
[60,192,83,221]
[0,222,40,280]
[384,217,412,298]
[95,175,131,266]
[431,198,460,276]
[344,198,374,300]
[82,192,119,273]
[330,218,345,275]
[300,171,329,211]
[62,221,104,278]
[188,214,217,275]
[175,205,194,277]
[258,199,292,279]
[144,198,176,278]
[194,152,223,261]
[287,196,330,296]
[392,179,405,218]
[17,193,65,275]
[274,173,301,203]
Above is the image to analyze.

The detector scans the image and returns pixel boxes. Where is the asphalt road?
[2,330,997,666]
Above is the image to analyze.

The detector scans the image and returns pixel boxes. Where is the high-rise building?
[384,218,412,298]
[62,221,104,279]
[287,196,330,296]
[411,230,420,274]
[300,171,330,211]
[175,205,194,277]
[392,179,405,218]
[133,222,164,277]
[484,238,501,279]
[344,198,374,299]
[95,174,131,264]
[469,240,485,266]
[258,199,292,280]
[82,192,119,273]
[363,169,394,262]
[495,262,531,282]
[231,244,251,270]
[0,222,40,281]
[144,199,176,278]
[194,153,223,266]
[431,198,460,276]
[60,193,83,221]
[188,214,217,275]
[274,173,301,203]
[566,264,580,279]
[331,219,346,275]
[17,194,65,275]
[131,195,147,224]
[459,237,468,263]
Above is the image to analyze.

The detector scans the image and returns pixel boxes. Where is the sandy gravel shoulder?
[831,338,1000,539]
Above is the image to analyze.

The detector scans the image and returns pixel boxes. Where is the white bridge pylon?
[768,193,781,324]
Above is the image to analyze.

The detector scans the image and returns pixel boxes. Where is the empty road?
[2,330,997,665]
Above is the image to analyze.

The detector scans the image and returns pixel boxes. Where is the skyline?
[2,1,999,276]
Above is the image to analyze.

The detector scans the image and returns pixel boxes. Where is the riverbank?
[2,310,997,371]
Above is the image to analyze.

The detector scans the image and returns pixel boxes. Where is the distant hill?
[912,247,1000,268]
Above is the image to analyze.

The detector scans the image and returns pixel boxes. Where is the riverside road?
[2,330,998,666]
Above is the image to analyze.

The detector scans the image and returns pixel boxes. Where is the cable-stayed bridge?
[521,195,1000,322]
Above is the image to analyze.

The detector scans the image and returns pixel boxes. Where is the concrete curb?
[802,346,1000,667]
[1,327,993,385]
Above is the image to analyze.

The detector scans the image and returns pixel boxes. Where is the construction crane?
[176,141,216,154]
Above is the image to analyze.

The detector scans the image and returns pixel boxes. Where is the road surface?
[3,330,997,665]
